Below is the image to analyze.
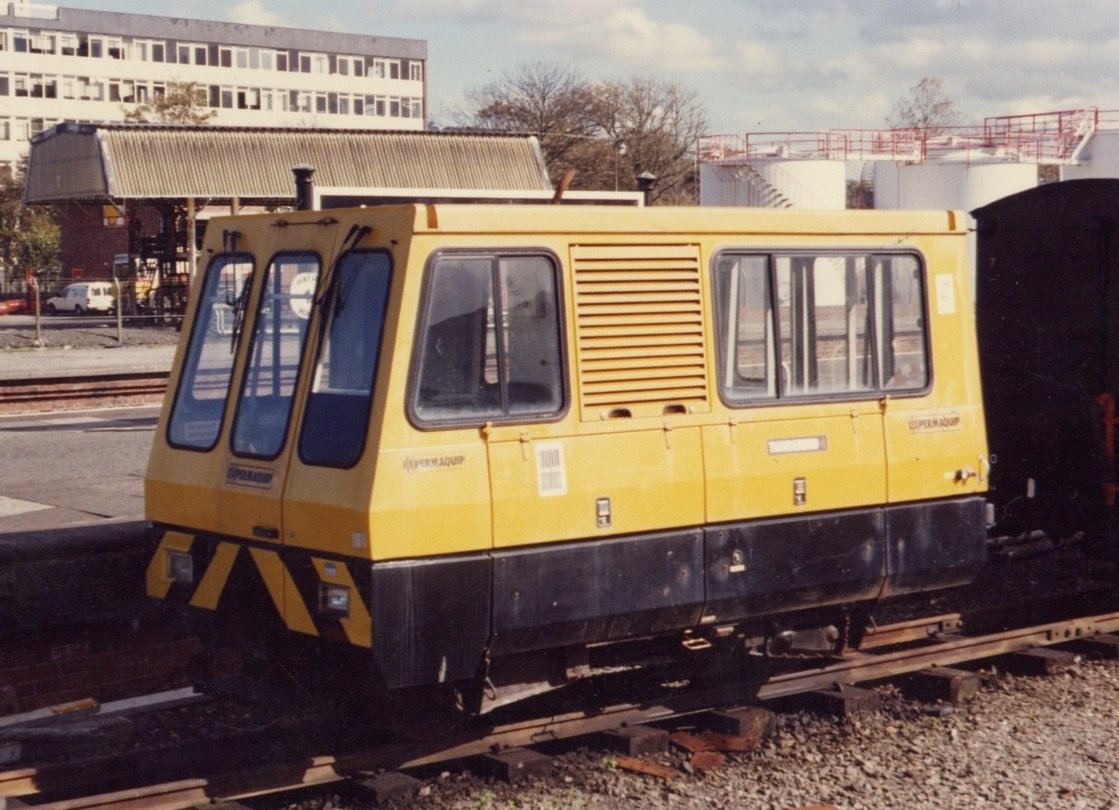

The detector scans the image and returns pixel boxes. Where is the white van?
[46,282,115,315]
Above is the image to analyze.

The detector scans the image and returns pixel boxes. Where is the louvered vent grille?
[572,244,709,420]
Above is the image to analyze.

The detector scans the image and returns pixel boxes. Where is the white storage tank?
[1061,130,1119,180]
[700,158,846,209]
[874,161,1037,211]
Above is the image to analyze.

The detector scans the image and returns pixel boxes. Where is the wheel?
[74,305,84,316]
[46,303,56,315]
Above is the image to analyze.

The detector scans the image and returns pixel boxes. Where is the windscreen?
[166,253,253,450]
[299,250,392,467]
[230,252,321,459]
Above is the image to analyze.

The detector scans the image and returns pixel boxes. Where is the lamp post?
[613,140,627,191]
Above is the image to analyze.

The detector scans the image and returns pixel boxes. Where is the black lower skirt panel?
[335,496,987,688]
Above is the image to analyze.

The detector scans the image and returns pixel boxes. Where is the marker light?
[167,551,194,586]
[319,583,351,617]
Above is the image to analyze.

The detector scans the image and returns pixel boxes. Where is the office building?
[0,1,427,173]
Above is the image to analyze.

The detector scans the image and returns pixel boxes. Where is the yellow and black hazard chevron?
[147,530,372,648]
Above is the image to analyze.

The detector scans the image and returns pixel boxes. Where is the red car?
[0,298,29,315]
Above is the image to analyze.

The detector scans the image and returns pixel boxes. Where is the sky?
[47,0,1119,135]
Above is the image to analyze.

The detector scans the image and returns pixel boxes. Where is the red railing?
[699,108,1116,166]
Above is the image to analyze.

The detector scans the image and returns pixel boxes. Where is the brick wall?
[57,202,162,282]
[0,621,201,714]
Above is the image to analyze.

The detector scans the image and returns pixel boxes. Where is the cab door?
[213,250,322,544]
[706,252,887,521]
[703,252,888,618]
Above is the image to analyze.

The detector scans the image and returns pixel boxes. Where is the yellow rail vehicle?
[145,204,988,712]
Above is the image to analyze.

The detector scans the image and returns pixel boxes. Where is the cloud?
[224,1,298,28]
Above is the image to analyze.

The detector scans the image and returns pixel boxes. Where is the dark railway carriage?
[974,179,1119,553]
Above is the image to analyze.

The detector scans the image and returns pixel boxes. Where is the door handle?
[252,525,280,540]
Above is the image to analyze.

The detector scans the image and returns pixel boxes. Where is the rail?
[5,597,1119,809]
[0,370,168,414]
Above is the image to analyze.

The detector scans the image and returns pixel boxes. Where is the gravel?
[387,659,1119,809]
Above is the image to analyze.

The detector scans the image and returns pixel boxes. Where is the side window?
[878,255,929,390]
[412,253,563,425]
[715,254,776,401]
[299,250,392,467]
[167,254,253,450]
[714,251,928,404]
[231,252,320,458]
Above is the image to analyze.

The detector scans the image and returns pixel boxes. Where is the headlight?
[167,551,194,585]
[319,583,351,617]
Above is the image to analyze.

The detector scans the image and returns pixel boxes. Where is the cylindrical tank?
[700,159,845,209]
[1061,131,1119,181]
[875,161,1037,211]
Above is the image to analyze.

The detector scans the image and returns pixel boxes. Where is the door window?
[231,252,320,458]
[299,250,392,467]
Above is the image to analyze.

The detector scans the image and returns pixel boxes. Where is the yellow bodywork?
[145,204,987,639]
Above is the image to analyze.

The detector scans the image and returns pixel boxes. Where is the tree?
[459,64,708,204]
[123,81,215,125]
[589,76,708,205]
[460,63,599,186]
[0,157,60,290]
[887,77,961,132]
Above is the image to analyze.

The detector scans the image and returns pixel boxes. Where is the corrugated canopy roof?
[24,123,553,204]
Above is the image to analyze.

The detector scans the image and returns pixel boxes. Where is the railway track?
[0,371,168,414]
[4,597,1119,810]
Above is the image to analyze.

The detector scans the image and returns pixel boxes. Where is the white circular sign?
[288,272,317,319]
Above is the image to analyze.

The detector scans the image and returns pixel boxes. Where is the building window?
[152,42,165,62]
[0,120,10,141]
[337,55,364,77]
[0,76,8,96]
[409,62,423,82]
[13,76,27,98]
[14,119,28,142]
[107,39,124,59]
[29,34,54,54]
[12,32,28,53]
[299,54,310,73]
[195,46,207,66]
[277,52,288,71]
[59,34,77,55]
[219,47,232,68]
[0,33,7,51]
